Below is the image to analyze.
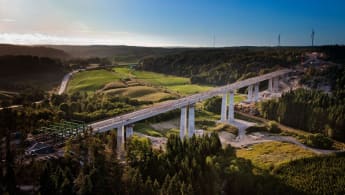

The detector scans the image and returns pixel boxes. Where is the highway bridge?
[89,69,292,149]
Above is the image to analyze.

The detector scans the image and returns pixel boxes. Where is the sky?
[0,0,344,47]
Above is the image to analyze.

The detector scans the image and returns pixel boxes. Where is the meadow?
[67,67,214,103]
[236,141,316,170]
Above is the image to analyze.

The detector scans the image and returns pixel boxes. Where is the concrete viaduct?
[90,69,292,150]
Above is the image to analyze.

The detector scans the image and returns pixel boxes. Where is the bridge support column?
[273,77,279,92]
[117,126,125,151]
[125,125,134,138]
[188,104,195,138]
[254,83,259,102]
[180,107,187,140]
[268,78,273,92]
[221,93,227,121]
[247,85,253,102]
[228,91,234,122]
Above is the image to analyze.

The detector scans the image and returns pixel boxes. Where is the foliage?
[0,55,66,91]
[236,141,315,170]
[203,96,222,114]
[259,88,345,141]
[274,156,345,195]
[305,133,333,149]
[212,123,239,135]
[267,121,281,133]
[245,125,268,134]
[139,47,306,86]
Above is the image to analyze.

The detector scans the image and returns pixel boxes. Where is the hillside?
[139,47,310,86]
[0,44,69,59]
[48,45,187,61]
[0,55,66,91]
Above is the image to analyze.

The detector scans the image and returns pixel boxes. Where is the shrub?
[245,125,268,134]
[212,123,238,136]
[305,133,333,149]
[267,121,281,133]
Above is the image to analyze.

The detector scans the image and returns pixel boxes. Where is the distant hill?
[139,47,310,86]
[48,45,187,61]
[0,44,69,59]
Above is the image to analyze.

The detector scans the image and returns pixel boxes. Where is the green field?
[67,67,213,99]
[134,123,164,137]
[67,70,123,94]
[105,86,175,102]
[236,141,315,170]
[115,67,213,95]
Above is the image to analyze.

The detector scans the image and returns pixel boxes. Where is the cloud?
[0,18,16,23]
[0,32,191,47]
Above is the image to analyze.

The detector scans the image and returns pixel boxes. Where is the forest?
[2,127,344,195]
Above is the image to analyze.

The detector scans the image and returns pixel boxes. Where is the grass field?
[134,123,164,137]
[67,67,214,100]
[105,86,175,102]
[114,67,212,95]
[236,141,316,170]
[67,70,123,94]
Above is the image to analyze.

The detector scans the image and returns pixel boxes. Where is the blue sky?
[0,0,344,46]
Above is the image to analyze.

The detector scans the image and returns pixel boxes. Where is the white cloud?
[0,18,16,23]
[0,32,195,47]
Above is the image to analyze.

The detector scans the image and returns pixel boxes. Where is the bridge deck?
[90,69,292,132]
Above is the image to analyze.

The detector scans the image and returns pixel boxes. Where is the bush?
[267,121,281,133]
[212,123,238,136]
[204,96,222,114]
[245,125,268,134]
[305,133,333,149]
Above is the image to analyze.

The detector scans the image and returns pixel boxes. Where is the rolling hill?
[0,44,69,59]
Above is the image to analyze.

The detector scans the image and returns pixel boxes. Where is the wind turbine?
[311,29,315,47]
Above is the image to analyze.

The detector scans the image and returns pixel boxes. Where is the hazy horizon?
[1,0,345,47]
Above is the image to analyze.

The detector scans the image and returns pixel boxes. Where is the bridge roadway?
[90,69,292,133]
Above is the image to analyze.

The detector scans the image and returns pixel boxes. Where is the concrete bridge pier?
[126,125,134,138]
[268,78,273,92]
[221,93,227,122]
[273,77,279,92]
[180,107,187,140]
[188,104,195,137]
[179,104,196,140]
[247,85,253,102]
[253,83,259,102]
[228,91,234,122]
[117,126,125,151]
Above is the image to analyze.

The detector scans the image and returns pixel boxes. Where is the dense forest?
[0,44,69,59]
[0,129,305,195]
[0,55,66,91]
[2,127,344,195]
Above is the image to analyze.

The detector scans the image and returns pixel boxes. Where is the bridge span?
[90,69,292,149]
